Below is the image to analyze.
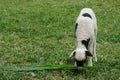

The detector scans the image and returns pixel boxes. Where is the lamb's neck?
[76,41,86,49]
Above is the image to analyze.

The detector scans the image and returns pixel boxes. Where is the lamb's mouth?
[76,60,84,70]
[76,59,86,69]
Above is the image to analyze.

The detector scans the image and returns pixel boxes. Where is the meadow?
[0,0,120,80]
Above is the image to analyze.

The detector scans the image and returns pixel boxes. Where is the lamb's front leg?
[88,56,93,66]
[88,40,94,66]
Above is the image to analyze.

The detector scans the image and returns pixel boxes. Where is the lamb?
[69,8,97,70]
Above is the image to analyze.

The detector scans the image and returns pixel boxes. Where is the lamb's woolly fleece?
[76,17,94,46]
[74,8,97,62]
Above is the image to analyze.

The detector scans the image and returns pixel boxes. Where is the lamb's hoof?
[94,58,97,62]
[95,59,97,62]
[88,64,93,67]
[93,57,97,62]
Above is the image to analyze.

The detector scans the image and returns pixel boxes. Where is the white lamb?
[69,8,97,70]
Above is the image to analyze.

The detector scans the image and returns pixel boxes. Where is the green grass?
[0,0,120,80]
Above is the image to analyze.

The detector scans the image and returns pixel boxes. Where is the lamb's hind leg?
[93,23,97,62]
[93,38,97,62]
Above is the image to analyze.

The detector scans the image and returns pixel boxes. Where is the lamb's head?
[69,48,92,70]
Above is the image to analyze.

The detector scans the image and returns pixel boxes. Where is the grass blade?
[0,64,96,71]
[0,64,77,71]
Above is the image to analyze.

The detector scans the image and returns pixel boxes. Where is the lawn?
[0,0,120,80]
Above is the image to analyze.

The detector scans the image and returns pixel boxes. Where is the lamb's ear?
[69,50,76,58]
[85,51,93,57]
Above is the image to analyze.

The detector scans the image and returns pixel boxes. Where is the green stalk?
[0,64,95,71]
[0,64,77,71]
